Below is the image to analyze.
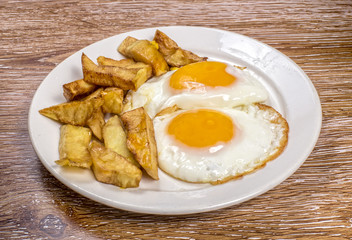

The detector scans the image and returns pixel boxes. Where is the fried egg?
[153,104,288,184]
[124,61,268,118]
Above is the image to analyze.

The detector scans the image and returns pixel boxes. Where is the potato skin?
[55,124,92,168]
[121,107,159,180]
[97,57,153,90]
[97,56,152,72]
[97,56,135,67]
[82,53,150,91]
[117,36,137,56]
[39,97,103,126]
[89,140,142,188]
[118,38,169,76]
[63,79,97,101]
[86,106,105,141]
[101,87,124,114]
[103,115,139,167]
[153,30,207,67]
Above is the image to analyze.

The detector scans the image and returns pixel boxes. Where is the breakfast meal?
[39,30,289,188]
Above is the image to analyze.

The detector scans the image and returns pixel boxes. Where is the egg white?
[153,105,287,184]
[124,64,268,118]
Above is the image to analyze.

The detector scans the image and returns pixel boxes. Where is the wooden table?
[1,0,351,239]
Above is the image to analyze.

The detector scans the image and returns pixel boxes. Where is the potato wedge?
[101,87,124,114]
[82,53,150,91]
[97,56,152,73]
[86,106,105,141]
[103,115,139,167]
[121,107,159,180]
[153,30,207,67]
[55,125,92,168]
[63,79,97,101]
[97,57,153,87]
[39,97,103,126]
[118,38,169,76]
[117,36,137,56]
[97,57,136,67]
[155,105,180,117]
[89,140,142,188]
[82,87,104,101]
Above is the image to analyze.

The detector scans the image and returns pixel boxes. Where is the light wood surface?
[1,0,352,239]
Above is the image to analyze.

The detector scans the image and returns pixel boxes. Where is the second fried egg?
[153,104,288,184]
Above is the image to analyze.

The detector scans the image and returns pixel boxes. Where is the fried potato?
[101,87,124,114]
[117,36,137,56]
[121,107,159,180]
[89,140,142,188]
[153,30,207,67]
[55,125,92,168]
[63,79,97,101]
[103,115,139,167]
[97,56,152,73]
[82,87,104,101]
[79,86,124,115]
[122,90,133,113]
[97,57,153,89]
[86,106,105,141]
[39,97,103,126]
[155,105,180,117]
[118,38,169,76]
[82,53,150,91]
[97,56,136,67]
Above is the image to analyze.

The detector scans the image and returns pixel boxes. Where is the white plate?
[29,26,322,215]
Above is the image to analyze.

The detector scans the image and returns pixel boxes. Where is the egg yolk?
[169,61,236,91]
[167,109,235,148]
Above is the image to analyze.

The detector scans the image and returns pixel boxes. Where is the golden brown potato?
[39,97,103,126]
[121,107,159,180]
[155,105,180,117]
[103,115,139,167]
[55,124,92,168]
[153,30,207,67]
[82,53,150,91]
[63,79,97,101]
[121,90,133,113]
[89,140,142,188]
[118,38,169,76]
[97,57,153,87]
[82,87,104,101]
[97,56,152,73]
[86,106,105,141]
[101,87,124,114]
[97,57,136,67]
[117,36,137,56]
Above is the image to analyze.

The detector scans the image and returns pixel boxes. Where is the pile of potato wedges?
[39,30,207,188]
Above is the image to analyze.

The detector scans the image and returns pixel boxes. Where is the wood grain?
[1,0,352,239]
